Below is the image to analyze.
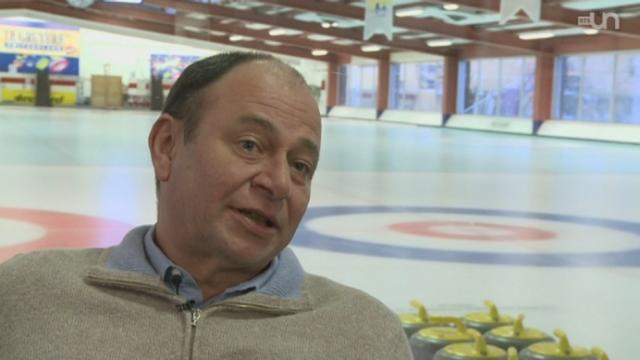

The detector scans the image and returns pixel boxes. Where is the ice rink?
[1,105,638,358]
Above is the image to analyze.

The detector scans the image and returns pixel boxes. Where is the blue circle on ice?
[293,206,640,267]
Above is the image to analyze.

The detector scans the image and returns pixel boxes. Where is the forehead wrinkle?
[238,115,277,134]
[247,92,316,120]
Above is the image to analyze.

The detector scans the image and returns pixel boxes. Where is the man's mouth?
[235,208,276,228]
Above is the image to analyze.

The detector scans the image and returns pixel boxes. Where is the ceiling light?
[185,12,209,20]
[307,34,336,41]
[229,35,246,42]
[209,30,226,37]
[443,3,459,11]
[269,28,288,36]
[518,30,555,40]
[333,39,358,46]
[183,26,201,33]
[321,22,331,29]
[361,44,381,52]
[264,40,282,46]
[583,28,599,35]
[103,0,142,3]
[311,49,328,56]
[396,7,423,17]
[331,22,338,27]
[244,23,271,31]
[427,39,453,47]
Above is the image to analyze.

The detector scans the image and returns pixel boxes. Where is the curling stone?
[591,347,609,360]
[462,300,514,334]
[399,300,433,338]
[519,329,597,360]
[484,314,552,351]
[434,333,519,360]
[409,316,482,360]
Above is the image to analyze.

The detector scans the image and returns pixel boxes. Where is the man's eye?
[293,161,311,176]
[240,140,258,152]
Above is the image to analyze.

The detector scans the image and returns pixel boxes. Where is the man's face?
[164,62,321,271]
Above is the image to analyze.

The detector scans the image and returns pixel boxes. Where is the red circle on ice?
[0,207,131,263]
[388,220,556,241]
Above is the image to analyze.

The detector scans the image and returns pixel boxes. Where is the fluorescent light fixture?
[443,3,459,11]
[229,35,246,42]
[185,12,209,20]
[321,22,331,29]
[307,34,336,41]
[103,0,142,3]
[333,39,358,46]
[361,44,381,52]
[269,28,290,36]
[583,28,599,35]
[209,30,226,37]
[264,40,282,46]
[331,22,339,27]
[311,49,328,56]
[518,30,555,40]
[183,26,201,33]
[245,23,271,31]
[427,39,453,47]
[396,7,423,17]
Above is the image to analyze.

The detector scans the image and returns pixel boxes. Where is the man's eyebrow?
[239,115,320,161]
[299,138,320,164]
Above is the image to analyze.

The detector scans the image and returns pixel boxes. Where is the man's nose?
[252,156,291,201]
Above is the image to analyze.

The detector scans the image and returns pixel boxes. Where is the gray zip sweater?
[0,226,411,359]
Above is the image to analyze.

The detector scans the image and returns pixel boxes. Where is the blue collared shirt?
[143,226,279,307]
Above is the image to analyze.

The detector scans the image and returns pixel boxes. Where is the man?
[0,52,411,359]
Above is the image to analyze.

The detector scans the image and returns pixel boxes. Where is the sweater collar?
[86,225,309,310]
[143,226,281,306]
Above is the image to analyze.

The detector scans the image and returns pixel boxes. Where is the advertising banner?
[1,88,76,106]
[0,53,79,75]
[151,54,200,82]
[0,19,80,77]
[0,19,80,57]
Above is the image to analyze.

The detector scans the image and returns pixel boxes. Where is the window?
[582,55,614,122]
[389,61,443,112]
[339,64,378,108]
[458,57,535,118]
[614,54,640,124]
[555,51,640,124]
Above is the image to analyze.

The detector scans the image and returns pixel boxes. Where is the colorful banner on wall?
[151,54,200,82]
[0,53,79,75]
[1,88,77,106]
[0,19,80,76]
[0,18,80,57]
[1,76,77,106]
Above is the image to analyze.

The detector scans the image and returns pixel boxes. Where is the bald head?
[162,52,311,142]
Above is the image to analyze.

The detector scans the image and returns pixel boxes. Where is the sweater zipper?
[190,307,201,327]
[187,306,200,360]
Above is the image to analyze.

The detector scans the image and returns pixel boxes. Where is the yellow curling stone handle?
[591,347,609,360]
[410,299,430,322]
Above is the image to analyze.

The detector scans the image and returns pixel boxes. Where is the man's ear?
[148,114,181,184]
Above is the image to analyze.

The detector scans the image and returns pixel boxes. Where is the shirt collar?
[143,226,280,306]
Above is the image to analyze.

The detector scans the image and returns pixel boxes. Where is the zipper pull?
[191,308,201,327]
